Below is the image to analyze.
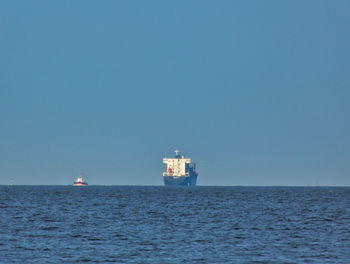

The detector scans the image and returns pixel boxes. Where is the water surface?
[0,186,349,263]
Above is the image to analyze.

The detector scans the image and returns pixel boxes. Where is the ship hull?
[163,175,197,186]
[73,182,88,186]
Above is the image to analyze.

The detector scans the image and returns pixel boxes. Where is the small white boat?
[73,173,88,186]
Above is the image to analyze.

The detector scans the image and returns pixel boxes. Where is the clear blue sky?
[1,1,349,185]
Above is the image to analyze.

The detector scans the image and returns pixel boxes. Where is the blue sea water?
[0,186,349,263]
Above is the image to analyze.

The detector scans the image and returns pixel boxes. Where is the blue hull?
[164,175,197,186]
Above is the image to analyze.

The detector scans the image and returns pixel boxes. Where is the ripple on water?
[0,186,349,263]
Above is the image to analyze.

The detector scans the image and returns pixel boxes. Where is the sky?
[1,0,349,185]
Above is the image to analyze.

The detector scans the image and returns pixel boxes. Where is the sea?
[0,186,349,263]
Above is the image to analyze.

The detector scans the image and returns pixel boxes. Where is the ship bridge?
[163,150,192,177]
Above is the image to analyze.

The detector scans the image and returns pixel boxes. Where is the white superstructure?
[163,150,193,177]
[75,176,85,183]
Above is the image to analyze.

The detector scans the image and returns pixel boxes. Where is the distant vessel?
[73,173,88,186]
[163,150,198,186]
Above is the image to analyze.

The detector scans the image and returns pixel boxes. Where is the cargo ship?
[73,172,88,186]
[163,150,198,186]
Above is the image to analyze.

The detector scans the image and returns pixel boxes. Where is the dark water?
[0,186,349,263]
